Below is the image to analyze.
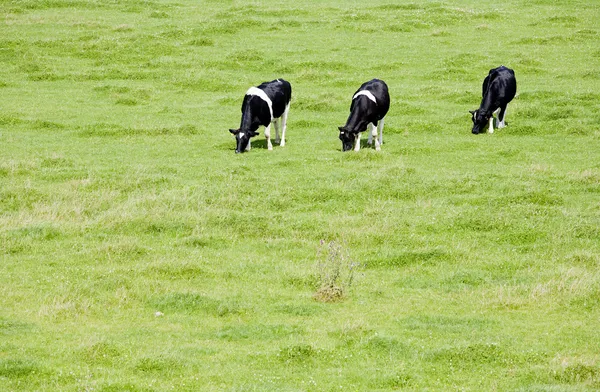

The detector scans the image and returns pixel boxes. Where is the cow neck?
[246,87,274,120]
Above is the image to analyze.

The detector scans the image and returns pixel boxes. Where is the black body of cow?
[229,79,292,153]
[338,79,390,151]
[470,66,517,134]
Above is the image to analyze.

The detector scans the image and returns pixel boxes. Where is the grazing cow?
[338,79,390,151]
[229,79,292,153]
[470,66,517,134]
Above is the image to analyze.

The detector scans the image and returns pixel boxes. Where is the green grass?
[1,0,600,390]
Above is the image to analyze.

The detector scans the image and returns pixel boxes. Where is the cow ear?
[338,126,345,134]
[229,128,239,135]
[469,110,476,115]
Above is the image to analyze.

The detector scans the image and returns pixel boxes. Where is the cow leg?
[354,132,361,151]
[265,124,273,150]
[279,103,289,146]
[273,118,280,145]
[370,123,381,151]
[489,107,500,133]
[368,123,376,146]
[497,105,507,129]
[377,118,384,151]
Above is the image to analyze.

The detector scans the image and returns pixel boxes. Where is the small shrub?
[313,240,359,302]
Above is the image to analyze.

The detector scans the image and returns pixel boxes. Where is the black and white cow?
[338,79,390,151]
[229,79,292,153]
[470,66,517,134]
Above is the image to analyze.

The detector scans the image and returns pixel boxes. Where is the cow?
[338,79,390,152]
[470,66,517,134]
[229,79,292,153]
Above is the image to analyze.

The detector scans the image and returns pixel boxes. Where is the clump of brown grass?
[314,240,359,302]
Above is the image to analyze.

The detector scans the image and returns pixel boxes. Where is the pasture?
[1,0,600,390]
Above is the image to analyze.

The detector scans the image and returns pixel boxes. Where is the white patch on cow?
[238,132,245,139]
[353,90,377,104]
[246,87,274,120]
[488,116,494,134]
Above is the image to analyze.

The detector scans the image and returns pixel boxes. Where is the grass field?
[1,0,600,390]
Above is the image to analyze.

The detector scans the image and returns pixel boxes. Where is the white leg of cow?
[279,103,289,146]
[370,123,380,151]
[488,116,494,134]
[367,123,374,145]
[354,132,361,151]
[377,118,384,151]
[265,124,273,150]
[498,106,507,129]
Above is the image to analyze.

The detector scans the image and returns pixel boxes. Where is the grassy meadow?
[2,0,600,390]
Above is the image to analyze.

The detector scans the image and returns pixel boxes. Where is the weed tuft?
[187,38,214,47]
[149,10,169,18]
[553,362,600,384]
[278,344,316,361]
[313,240,359,302]
[134,355,181,372]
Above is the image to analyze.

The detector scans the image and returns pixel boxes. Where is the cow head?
[469,109,489,135]
[229,128,259,153]
[338,126,357,152]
